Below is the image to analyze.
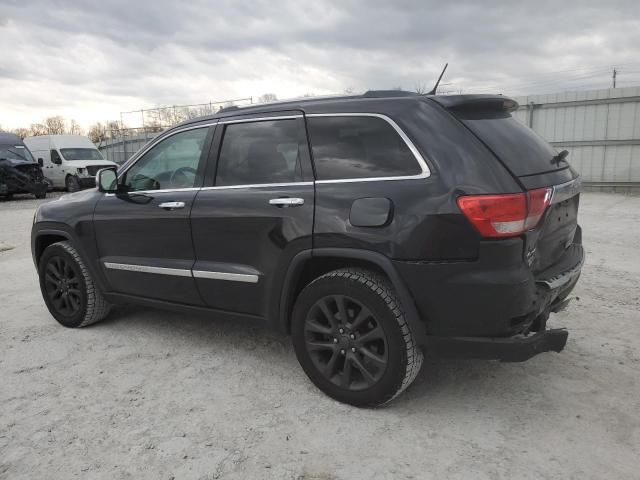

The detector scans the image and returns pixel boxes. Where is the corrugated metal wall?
[99,133,158,164]
[513,86,640,185]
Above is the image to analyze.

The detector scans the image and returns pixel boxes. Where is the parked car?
[24,135,117,192]
[0,132,48,200]
[31,92,584,406]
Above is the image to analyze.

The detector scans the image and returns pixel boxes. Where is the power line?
[470,65,640,95]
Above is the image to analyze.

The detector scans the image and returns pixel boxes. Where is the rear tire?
[65,175,80,192]
[292,268,423,407]
[38,241,110,327]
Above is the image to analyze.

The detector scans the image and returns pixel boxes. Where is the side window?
[51,149,62,164]
[123,127,208,192]
[215,119,302,186]
[307,116,421,180]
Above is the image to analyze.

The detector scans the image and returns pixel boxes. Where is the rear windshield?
[459,114,565,177]
[60,148,104,161]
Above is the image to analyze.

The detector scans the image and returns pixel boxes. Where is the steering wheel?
[169,166,197,188]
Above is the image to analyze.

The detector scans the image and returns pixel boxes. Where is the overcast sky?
[1,0,640,129]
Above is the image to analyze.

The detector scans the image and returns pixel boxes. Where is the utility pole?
[612,67,617,88]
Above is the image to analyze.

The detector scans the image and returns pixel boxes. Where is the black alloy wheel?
[38,241,111,327]
[43,255,83,317]
[292,268,423,407]
[303,294,388,390]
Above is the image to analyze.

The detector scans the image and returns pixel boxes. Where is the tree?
[29,123,48,136]
[105,120,125,140]
[12,127,30,139]
[68,119,84,135]
[44,116,66,135]
[258,93,278,103]
[414,83,429,94]
[88,122,107,145]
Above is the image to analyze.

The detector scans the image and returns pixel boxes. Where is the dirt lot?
[0,191,639,480]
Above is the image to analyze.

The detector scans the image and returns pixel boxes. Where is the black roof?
[174,91,518,129]
[176,90,423,127]
[0,132,24,145]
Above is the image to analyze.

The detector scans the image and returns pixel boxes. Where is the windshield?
[0,144,35,162]
[60,148,104,161]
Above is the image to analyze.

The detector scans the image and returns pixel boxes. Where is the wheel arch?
[33,229,72,266]
[276,248,427,346]
[32,226,110,295]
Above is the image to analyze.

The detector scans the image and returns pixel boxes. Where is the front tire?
[38,241,110,327]
[292,268,423,407]
[65,175,80,192]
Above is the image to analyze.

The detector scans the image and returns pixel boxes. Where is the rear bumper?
[430,327,568,362]
[394,227,583,359]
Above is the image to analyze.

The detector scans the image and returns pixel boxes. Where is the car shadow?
[96,305,569,410]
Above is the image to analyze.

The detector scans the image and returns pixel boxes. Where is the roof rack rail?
[362,90,419,98]
[218,105,240,113]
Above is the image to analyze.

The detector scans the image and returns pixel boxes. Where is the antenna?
[427,63,448,95]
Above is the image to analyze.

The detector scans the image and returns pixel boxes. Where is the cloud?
[1,0,639,128]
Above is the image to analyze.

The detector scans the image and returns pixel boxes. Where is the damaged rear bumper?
[430,327,568,362]
[427,242,584,362]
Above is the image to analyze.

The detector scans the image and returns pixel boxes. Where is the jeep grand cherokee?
[31,91,583,406]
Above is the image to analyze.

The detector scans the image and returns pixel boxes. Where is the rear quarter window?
[307,115,422,180]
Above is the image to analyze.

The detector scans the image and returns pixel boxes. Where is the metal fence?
[513,86,640,187]
[98,97,253,164]
[99,128,158,164]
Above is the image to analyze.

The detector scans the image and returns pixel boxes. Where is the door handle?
[269,197,305,207]
[158,201,185,210]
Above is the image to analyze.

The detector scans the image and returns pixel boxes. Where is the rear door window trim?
[208,114,313,188]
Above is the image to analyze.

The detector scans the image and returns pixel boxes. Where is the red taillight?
[456,188,552,238]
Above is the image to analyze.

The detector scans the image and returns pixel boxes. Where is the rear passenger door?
[190,113,315,317]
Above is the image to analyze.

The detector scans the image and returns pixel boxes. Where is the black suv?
[1,132,48,200]
[31,92,583,406]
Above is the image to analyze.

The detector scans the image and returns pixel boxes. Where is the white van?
[24,135,117,191]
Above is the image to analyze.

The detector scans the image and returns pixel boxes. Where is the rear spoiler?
[429,95,519,113]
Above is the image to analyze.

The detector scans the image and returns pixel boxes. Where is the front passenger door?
[93,125,214,305]
[49,149,64,187]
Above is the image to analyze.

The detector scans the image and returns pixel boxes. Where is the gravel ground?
[1,191,639,480]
